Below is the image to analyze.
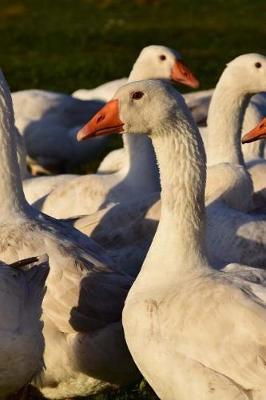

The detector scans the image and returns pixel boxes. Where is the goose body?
[12,89,107,173]
[31,45,198,217]
[99,79,266,399]
[0,256,48,399]
[23,173,77,205]
[0,71,139,399]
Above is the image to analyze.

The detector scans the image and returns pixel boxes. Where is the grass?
[1,0,266,398]
[0,0,266,94]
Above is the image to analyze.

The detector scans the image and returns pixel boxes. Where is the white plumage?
[0,70,139,399]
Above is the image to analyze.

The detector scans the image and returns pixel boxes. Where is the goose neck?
[0,88,29,219]
[119,56,163,192]
[206,79,250,166]
[137,113,210,287]
[128,59,151,82]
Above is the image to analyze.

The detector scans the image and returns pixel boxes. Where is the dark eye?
[255,62,262,68]
[159,54,166,61]
[132,91,144,100]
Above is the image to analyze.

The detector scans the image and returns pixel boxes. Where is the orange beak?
[171,60,199,89]
[241,117,266,144]
[77,99,124,141]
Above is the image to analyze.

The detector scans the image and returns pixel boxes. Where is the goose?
[33,45,199,218]
[0,255,48,399]
[205,54,266,205]
[76,69,266,276]
[82,79,266,399]
[12,87,107,174]
[0,70,140,398]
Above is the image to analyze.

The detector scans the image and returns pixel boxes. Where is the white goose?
[23,46,197,206]
[75,69,266,276]
[205,54,266,205]
[0,256,48,399]
[12,87,107,174]
[89,79,266,400]
[0,71,139,399]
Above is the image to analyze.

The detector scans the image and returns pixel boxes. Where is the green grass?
[2,0,266,398]
[1,0,266,94]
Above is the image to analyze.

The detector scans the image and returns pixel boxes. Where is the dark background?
[1,0,266,94]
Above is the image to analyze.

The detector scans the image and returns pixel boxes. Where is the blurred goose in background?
[0,256,48,399]
[0,70,139,399]
[75,56,266,274]
[12,87,106,174]
[32,45,199,217]
[89,79,266,400]
[204,54,266,205]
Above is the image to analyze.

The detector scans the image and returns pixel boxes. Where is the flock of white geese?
[1,45,266,400]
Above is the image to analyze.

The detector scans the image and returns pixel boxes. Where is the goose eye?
[255,62,262,68]
[159,54,166,61]
[131,91,144,100]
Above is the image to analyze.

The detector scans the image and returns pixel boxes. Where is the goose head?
[77,79,191,141]
[130,45,199,88]
[242,117,266,143]
[222,53,266,94]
